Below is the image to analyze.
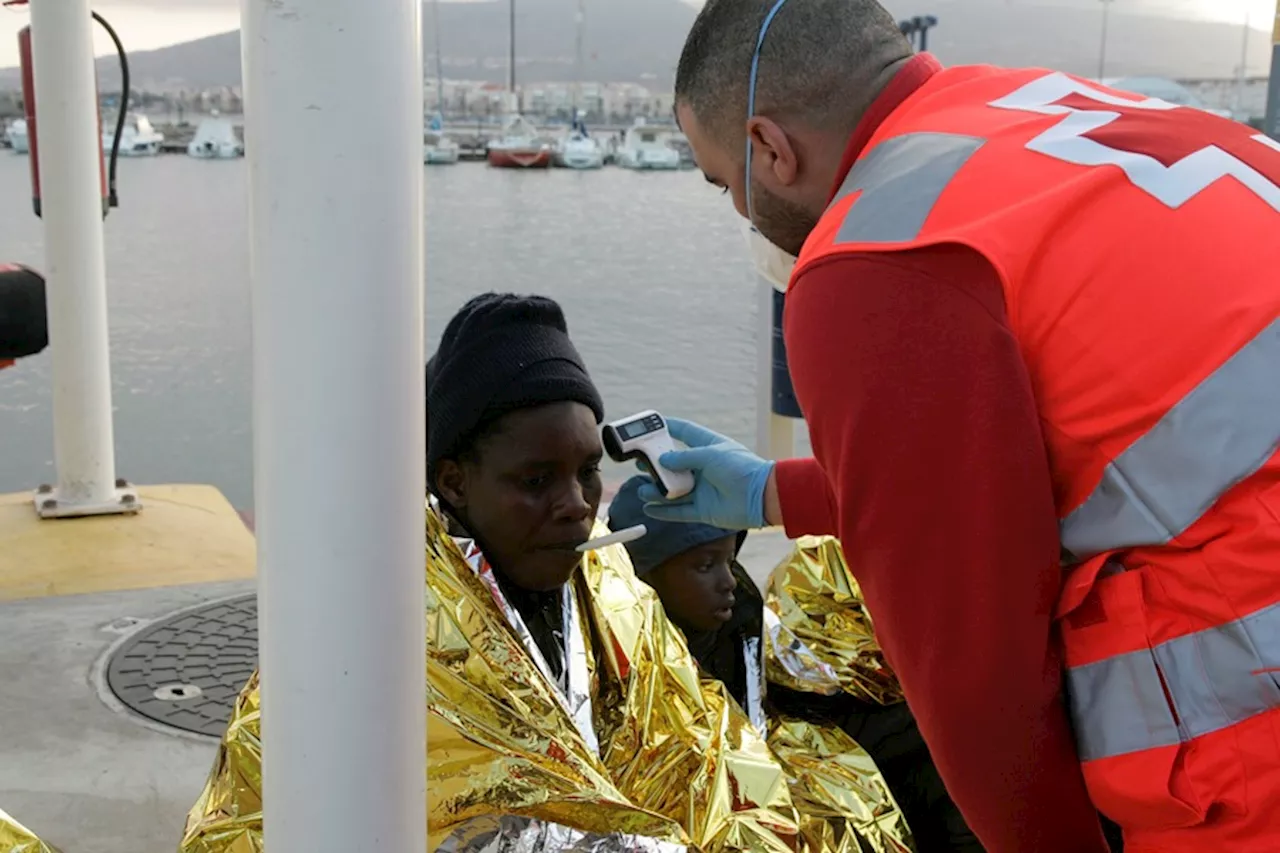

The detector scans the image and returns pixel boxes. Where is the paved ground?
[0,582,250,853]
[0,485,257,852]
[737,527,798,591]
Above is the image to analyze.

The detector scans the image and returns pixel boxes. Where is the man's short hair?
[675,0,911,147]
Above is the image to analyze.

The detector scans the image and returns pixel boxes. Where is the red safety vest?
[794,66,1280,852]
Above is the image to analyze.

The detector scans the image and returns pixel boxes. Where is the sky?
[0,3,239,67]
[0,0,1275,69]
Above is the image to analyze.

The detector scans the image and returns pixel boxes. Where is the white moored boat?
[424,131,460,165]
[554,117,604,169]
[103,113,164,157]
[423,115,459,164]
[614,118,681,171]
[187,116,243,159]
[6,118,29,153]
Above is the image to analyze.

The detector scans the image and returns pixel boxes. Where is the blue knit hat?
[607,475,743,576]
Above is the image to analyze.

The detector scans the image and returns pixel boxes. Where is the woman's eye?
[581,464,602,480]
[521,475,549,491]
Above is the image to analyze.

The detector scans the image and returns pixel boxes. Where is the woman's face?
[436,401,603,591]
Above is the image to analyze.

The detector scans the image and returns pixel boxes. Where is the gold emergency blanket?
[767,718,912,853]
[184,510,814,852]
[180,674,262,853]
[764,536,903,706]
[0,808,60,853]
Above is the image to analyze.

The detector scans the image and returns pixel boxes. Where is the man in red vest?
[637,1,1280,851]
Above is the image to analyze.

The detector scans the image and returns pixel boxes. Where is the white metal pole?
[433,0,446,116]
[1237,10,1252,117]
[1097,0,1113,80]
[28,0,128,517]
[1267,3,1280,140]
[574,0,586,117]
[242,0,426,849]
[755,271,774,459]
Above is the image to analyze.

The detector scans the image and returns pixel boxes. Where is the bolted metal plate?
[106,594,258,737]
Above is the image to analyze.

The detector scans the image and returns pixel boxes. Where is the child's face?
[645,535,740,634]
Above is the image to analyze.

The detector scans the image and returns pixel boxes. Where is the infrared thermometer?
[602,410,695,500]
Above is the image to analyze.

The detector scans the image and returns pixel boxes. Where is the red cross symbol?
[990,73,1280,212]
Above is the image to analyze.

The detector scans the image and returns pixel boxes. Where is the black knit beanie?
[427,293,604,490]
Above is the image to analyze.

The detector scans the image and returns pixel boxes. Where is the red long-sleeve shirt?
[773,55,1109,853]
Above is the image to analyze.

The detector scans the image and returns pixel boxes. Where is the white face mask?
[741,222,798,292]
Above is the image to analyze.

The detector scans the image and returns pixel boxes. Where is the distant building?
[420,76,678,124]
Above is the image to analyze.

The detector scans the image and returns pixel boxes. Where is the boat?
[668,131,698,169]
[424,130,460,165]
[424,131,460,165]
[423,113,459,164]
[186,116,243,159]
[554,115,604,169]
[103,113,164,157]
[552,1,603,170]
[423,3,458,165]
[485,0,552,169]
[6,118,29,153]
[486,113,553,168]
[555,131,604,169]
[614,118,682,171]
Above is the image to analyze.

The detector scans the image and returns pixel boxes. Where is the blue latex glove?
[637,418,775,530]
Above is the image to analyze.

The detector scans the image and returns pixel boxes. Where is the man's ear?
[745,116,799,186]
[434,459,468,510]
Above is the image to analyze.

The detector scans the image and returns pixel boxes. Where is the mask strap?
[746,0,791,226]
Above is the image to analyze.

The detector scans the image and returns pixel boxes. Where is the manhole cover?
[106,594,258,737]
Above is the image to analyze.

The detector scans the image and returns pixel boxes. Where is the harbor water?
[0,154,779,508]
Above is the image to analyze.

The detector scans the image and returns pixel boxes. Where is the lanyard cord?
[745,0,792,225]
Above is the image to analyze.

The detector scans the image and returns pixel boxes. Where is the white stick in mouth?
[576,524,647,553]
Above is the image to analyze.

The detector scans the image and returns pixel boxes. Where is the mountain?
[0,0,1273,91]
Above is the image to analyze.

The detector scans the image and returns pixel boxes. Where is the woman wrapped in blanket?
[419,292,803,849]
[183,293,894,852]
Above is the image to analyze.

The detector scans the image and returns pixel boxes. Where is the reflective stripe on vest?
[827,135,1280,561]
[1068,599,1280,762]
[1063,317,1280,558]
[831,132,984,245]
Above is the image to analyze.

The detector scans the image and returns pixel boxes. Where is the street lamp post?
[898,15,939,52]
[1098,0,1115,80]
[1267,2,1280,139]
[1236,10,1252,118]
